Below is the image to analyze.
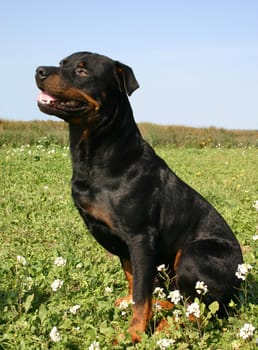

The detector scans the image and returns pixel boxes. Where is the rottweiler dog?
[35,52,243,343]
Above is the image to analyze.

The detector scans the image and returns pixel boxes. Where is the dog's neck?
[68,95,142,169]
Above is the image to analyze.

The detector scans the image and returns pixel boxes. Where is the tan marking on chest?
[83,202,114,230]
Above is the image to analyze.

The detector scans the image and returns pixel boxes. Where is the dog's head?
[35,52,139,123]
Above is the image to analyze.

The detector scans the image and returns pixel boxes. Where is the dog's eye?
[60,59,68,67]
[75,67,88,77]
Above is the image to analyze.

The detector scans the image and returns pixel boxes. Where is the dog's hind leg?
[175,239,242,313]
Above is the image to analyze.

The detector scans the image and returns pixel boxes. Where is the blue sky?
[1,0,257,129]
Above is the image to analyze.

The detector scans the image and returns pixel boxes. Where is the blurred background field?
[0,119,257,148]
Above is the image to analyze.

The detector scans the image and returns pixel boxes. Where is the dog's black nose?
[36,67,48,80]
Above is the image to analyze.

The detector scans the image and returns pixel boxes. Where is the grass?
[0,141,258,349]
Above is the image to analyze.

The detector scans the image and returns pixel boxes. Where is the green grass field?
[0,143,257,349]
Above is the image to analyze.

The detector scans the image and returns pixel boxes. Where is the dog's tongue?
[37,91,56,104]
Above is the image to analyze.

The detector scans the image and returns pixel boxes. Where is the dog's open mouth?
[37,91,88,113]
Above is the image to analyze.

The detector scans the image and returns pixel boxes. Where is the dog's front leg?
[128,239,156,343]
[115,258,133,307]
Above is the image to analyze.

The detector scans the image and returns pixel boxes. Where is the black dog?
[36,52,243,342]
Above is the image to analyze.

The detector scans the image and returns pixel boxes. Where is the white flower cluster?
[235,263,252,281]
[17,255,27,266]
[154,280,208,305]
[118,300,130,309]
[157,264,166,272]
[54,256,67,267]
[5,144,69,160]
[51,256,67,291]
[22,276,33,292]
[69,304,80,315]
[186,302,201,319]
[49,326,61,342]
[51,279,64,292]
[239,323,256,339]
[195,281,208,295]
[167,290,182,305]
[173,309,182,322]
[117,298,135,317]
[152,281,209,320]
[88,340,100,350]
[156,338,175,349]
[154,287,166,299]
[252,200,258,211]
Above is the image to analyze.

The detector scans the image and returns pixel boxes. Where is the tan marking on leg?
[174,249,183,272]
[152,299,174,310]
[155,319,170,333]
[115,259,133,307]
[129,299,152,343]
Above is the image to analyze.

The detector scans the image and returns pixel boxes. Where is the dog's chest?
[72,185,130,257]
[79,199,114,230]
[72,180,115,230]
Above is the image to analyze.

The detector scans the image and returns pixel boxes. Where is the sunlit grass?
[0,143,257,349]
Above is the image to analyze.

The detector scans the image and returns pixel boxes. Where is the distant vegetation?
[0,119,257,148]
[0,120,69,147]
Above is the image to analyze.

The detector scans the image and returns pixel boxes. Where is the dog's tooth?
[65,100,78,106]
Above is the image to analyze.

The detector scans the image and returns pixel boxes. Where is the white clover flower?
[235,263,252,281]
[173,309,182,322]
[186,302,201,319]
[195,281,208,295]
[104,286,113,293]
[118,300,129,309]
[153,302,162,311]
[69,304,80,315]
[167,290,182,304]
[239,323,256,339]
[157,264,166,272]
[153,287,166,299]
[22,276,33,291]
[156,338,175,349]
[253,235,258,241]
[88,340,100,350]
[50,326,61,342]
[17,255,27,266]
[54,256,67,267]
[252,200,258,211]
[51,279,64,292]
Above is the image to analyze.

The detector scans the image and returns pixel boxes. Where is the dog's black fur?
[36,52,243,342]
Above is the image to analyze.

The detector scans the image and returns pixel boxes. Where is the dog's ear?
[115,62,139,96]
